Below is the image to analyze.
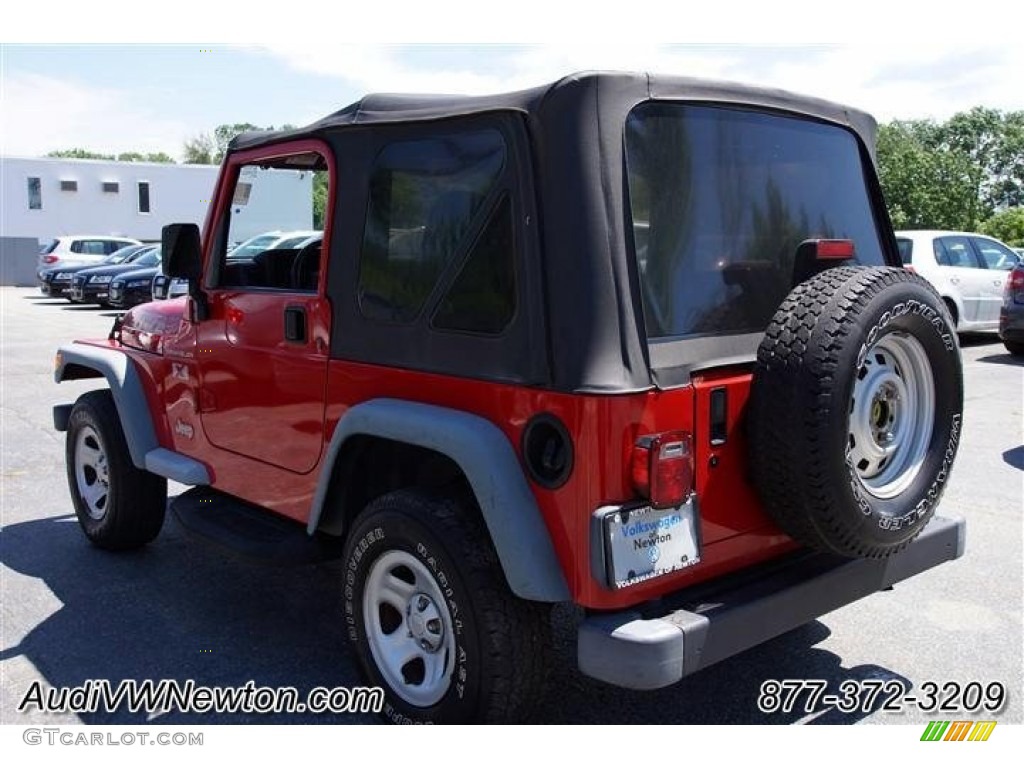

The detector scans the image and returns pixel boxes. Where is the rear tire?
[66,390,167,550]
[749,267,963,559]
[342,489,550,723]
[1003,340,1024,357]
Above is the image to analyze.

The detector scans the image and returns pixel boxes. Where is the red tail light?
[815,239,855,260]
[1007,267,1024,304]
[42,255,58,264]
[631,431,694,509]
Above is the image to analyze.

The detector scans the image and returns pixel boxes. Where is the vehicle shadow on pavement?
[539,606,910,724]
[958,333,999,348]
[977,353,1024,367]
[1,513,909,726]
[1002,446,1024,471]
[0,512,375,725]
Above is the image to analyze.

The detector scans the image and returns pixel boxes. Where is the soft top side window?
[357,129,506,325]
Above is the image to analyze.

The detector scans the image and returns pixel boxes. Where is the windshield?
[228,234,279,262]
[134,249,161,268]
[625,103,886,339]
[104,245,142,265]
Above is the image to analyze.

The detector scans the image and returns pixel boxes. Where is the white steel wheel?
[848,331,935,499]
[362,549,456,708]
[74,425,111,520]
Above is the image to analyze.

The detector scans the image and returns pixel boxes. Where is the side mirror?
[161,223,208,321]
[162,223,202,280]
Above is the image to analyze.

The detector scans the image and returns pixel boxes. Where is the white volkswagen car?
[895,230,1020,333]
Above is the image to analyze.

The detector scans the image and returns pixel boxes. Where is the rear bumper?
[999,306,1024,341]
[577,515,965,690]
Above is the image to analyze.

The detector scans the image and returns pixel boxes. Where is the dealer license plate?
[603,500,701,588]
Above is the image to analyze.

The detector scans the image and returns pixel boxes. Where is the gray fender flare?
[308,398,571,603]
[55,343,209,485]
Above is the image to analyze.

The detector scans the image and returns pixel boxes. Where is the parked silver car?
[896,230,1019,332]
[38,235,142,272]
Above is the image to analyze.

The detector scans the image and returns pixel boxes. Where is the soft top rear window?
[625,103,885,340]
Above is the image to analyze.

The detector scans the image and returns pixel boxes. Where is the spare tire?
[748,266,963,559]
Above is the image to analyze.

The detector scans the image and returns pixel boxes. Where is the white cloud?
[263,43,1024,123]
[0,72,193,159]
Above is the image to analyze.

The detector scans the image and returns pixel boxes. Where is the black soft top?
[230,72,883,393]
[230,71,877,156]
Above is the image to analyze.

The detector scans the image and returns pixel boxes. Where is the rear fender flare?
[308,398,571,602]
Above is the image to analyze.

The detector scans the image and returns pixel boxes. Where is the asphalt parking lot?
[1,286,1021,725]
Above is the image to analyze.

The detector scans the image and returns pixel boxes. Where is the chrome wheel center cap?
[407,592,444,652]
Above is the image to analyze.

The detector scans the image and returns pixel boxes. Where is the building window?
[60,179,78,192]
[27,177,42,210]
[138,181,151,213]
[102,181,120,193]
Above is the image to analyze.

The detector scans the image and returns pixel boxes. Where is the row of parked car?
[34,228,1024,354]
[35,230,322,309]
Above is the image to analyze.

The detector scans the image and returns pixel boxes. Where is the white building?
[1,156,221,243]
[1,156,313,245]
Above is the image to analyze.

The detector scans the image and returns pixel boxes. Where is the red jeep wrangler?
[54,72,965,724]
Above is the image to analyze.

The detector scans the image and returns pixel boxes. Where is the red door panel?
[197,290,329,474]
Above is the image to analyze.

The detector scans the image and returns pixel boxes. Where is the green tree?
[46,148,115,160]
[312,170,328,229]
[876,121,975,230]
[979,207,1024,247]
[182,133,217,164]
[116,151,176,163]
[877,109,1024,231]
[185,123,298,165]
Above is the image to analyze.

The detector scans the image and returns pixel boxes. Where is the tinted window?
[60,180,78,192]
[27,177,42,210]
[896,238,913,263]
[625,103,885,339]
[358,130,505,323]
[138,181,151,213]
[79,241,108,255]
[971,237,1018,270]
[935,237,978,268]
[432,195,516,334]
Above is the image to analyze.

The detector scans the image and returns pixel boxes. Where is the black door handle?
[284,305,307,342]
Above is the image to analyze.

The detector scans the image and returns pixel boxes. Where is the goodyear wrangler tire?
[342,489,551,724]
[748,267,963,559]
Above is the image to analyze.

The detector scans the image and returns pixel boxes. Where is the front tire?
[66,390,167,550]
[342,490,550,724]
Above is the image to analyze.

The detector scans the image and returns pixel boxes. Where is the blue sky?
[3,43,1022,161]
